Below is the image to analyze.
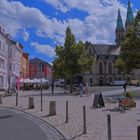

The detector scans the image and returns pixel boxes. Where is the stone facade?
[82,0,135,86]
[83,43,132,86]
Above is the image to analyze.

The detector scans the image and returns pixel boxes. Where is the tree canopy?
[53,27,94,91]
[116,10,140,73]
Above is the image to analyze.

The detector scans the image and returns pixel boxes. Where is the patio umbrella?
[41,78,49,83]
[24,78,33,83]
[19,78,24,83]
[32,78,40,83]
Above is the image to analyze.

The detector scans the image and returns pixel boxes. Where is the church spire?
[125,0,134,31]
[116,9,124,32]
[115,9,125,46]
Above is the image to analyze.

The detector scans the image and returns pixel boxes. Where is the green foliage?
[53,26,94,82]
[115,58,125,72]
[125,91,135,99]
[116,11,140,73]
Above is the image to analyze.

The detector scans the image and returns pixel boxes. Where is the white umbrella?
[41,78,49,83]
[24,78,33,83]
[19,78,24,83]
[32,78,40,83]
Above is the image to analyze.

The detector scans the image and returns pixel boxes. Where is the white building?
[0,25,22,90]
[8,40,21,88]
[0,26,9,89]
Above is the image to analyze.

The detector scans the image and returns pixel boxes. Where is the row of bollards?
[2,94,140,140]
[0,94,110,139]
[28,97,57,116]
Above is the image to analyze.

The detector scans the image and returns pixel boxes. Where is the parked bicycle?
[4,87,17,96]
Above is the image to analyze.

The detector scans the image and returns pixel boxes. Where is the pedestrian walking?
[79,83,83,97]
[84,83,90,96]
[123,83,127,93]
[51,81,54,94]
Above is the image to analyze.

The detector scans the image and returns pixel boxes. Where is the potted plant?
[125,92,136,107]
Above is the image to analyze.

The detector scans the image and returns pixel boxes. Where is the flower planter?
[129,100,136,108]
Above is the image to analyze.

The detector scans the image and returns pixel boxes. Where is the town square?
[0,0,140,140]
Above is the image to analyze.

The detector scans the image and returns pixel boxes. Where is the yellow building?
[19,43,29,79]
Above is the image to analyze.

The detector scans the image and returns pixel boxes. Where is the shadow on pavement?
[0,115,13,119]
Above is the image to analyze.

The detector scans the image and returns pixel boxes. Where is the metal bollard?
[83,105,87,134]
[66,101,68,123]
[29,97,34,109]
[137,126,140,140]
[49,101,56,116]
[107,114,112,140]
[0,95,2,104]
[16,92,18,106]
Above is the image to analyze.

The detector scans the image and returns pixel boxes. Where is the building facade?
[0,26,9,89]
[20,52,29,79]
[8,41,21,88]
[29,58,52,82]
[0,25,29,89]
[83,0,135,86]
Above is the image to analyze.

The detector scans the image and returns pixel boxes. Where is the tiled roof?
[29,58,52,67]
[86,43,120,56]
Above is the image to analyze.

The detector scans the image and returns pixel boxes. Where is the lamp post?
[40,62,43,111]
[40,74,43,111]
[104,56,108,86]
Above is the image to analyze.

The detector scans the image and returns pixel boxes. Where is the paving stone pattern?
[1,87,140,140]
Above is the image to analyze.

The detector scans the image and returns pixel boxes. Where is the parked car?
[110,80,126,86]
[53,79,65,88]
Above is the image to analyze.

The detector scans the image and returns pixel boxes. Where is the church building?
[83,0,136,86]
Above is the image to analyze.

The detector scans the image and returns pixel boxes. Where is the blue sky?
[0,0,139,63]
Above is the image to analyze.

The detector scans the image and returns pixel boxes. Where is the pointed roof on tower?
[125,0,134,26]
[116,9,124,32]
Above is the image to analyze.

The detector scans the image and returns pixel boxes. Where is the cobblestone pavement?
[0,87,140,140]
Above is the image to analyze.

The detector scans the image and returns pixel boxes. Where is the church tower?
[115,9,125,46]
[125,0,134,33]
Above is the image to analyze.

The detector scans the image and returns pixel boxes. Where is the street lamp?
[40,62,43,111]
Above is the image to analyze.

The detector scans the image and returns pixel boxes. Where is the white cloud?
[31,42,56,57]
[0,0,132,46]
[42,0,128,43]
[43,0,69,12]
[48,62,53,66]
[0,0,66,41]
[22,30,29,41]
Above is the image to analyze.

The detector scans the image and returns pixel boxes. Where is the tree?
[116,11,140,73]
[53,27,94,92]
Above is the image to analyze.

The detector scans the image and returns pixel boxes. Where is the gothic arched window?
[99,62,103,75]
[108,62,112,74]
